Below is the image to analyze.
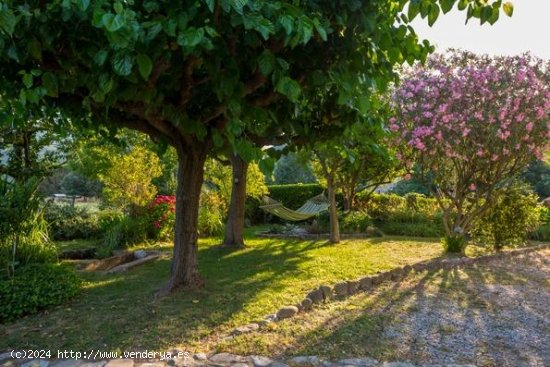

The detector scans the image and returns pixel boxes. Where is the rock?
[22,360,50,367]
[301,298,313,311]
[193,353,208,361]
[232,323,260,335]
[390,268,404,281]
[402,265,412,275]
[209,353,246,365]
[134,250,148,259]
[0,353,13,362]
[319,285,333,300]
[307,289,324,304]
[251,356,272,367]
[333,282,349,297]
[380,362,415,367]
[137,363,167,367]
[277,306,299,319]
[461,258,474,266]
[359,276,373,290]
[336,358,378,367]
[265,314,278,322]
[444,364,477,367]
[378,271,391,283]
[50,360,84,367]
[270,362,289,367]
[412,263,426,273]
[370,274,382,285]
[105,360,134,367]
[289,356,320,366]
[347,280,360,294]
[231,364,250,367]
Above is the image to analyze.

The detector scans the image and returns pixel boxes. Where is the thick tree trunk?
[159,142,208,295]
[223,154,248,248]
[327,178,340,244]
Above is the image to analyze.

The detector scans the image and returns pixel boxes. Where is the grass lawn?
[1,230,536,356]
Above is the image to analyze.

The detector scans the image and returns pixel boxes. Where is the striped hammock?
[259,193,329,221]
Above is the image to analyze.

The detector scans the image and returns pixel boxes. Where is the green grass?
[1,233,445,353]
[3,231,543,355]
[56,238,101,253]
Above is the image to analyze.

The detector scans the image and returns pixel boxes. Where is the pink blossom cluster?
[390,52,550,189]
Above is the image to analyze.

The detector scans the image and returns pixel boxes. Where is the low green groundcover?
[0,263,81,323]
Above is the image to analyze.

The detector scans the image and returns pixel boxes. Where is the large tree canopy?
[0,0,510,292]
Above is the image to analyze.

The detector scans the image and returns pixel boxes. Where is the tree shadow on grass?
[286,252,550,367]
[0,238,326,352]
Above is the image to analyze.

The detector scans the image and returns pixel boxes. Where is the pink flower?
[469,183,476,191]
[526,121,533,132]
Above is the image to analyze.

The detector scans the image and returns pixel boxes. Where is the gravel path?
[381,249,550,367]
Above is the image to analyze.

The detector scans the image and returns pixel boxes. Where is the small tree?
[311,121,397,243]
[391,51,550,252]
[99,146,162,212]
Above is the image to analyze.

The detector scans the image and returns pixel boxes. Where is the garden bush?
[471,183,541,251]
[0,263,81,322]
[198,189,225,236]
[44,204,103,240]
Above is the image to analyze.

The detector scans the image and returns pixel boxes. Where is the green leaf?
[275,76,301,102]
[94,50,109,66]
[0,8,16,35]
[440,0,455,14]
[503,2,514,17]
[428,4,440,26]
[357,95,370,115]
[279,15,294,35]
[102,13,125,32]
[42,72,58,97]
[258,49,275,76]
[177,27,205,48]
[457,0,468,11]
[112,53,134,76]
[231,0,248,15]
[75,0,90,12]
[136,53,153,80]
[313,19,327,41]
[203,0,215,12]
[259,157,276,176]
[407,2,420,21]
[113,2,123,14]
[22,73,33,88]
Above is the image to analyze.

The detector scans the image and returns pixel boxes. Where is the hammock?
[259,193,330,221]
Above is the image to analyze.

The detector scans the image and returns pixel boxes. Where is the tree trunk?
[327,178,340,244]
[159,141,208,295]
[223,154,248,248]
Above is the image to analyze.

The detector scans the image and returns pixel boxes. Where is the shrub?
[0,263,81,322]
[198,189,225,236]
[471,183,541,251]
[442,235,467,254]
[147,195,176,240]
[340,211,373,234]
[44,204,102,240]
[530,223,550,241]
[98,215,149,257]
[267,184,325,209]
[380,222,443,238]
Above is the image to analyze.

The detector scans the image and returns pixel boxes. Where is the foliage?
[522,160,550,199]
[441,235,467,254]
[99,146,162,212]
[60,171,102,197]
[471,182,541,250]
[0,177,57,277]
[391,177,431,196]
[530,223,550,241]
[204,158,268,213]
[311,121,399,211]
[0,263,81,323]
[198,189,225,236]
[99,215,150,257]
[390,51,550,244]
[0,0,512,286]
[147,195,176,240]
[272,153,317,185]
[266,184,325,210]
[44,204,102,241]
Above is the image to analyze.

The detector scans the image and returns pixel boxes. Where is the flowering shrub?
[390,51,550,252]
[148,195,176,240]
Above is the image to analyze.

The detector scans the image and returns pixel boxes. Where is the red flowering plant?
[147,195,176,240]
[390,51,550,252]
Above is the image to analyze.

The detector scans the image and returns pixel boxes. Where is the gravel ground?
[381,249,550,367]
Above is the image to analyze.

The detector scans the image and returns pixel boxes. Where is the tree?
[390,51,550,252]
[272,153,317,184]
[0,1,508,292]
[311,121,397,243]
[99,146,162,212]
